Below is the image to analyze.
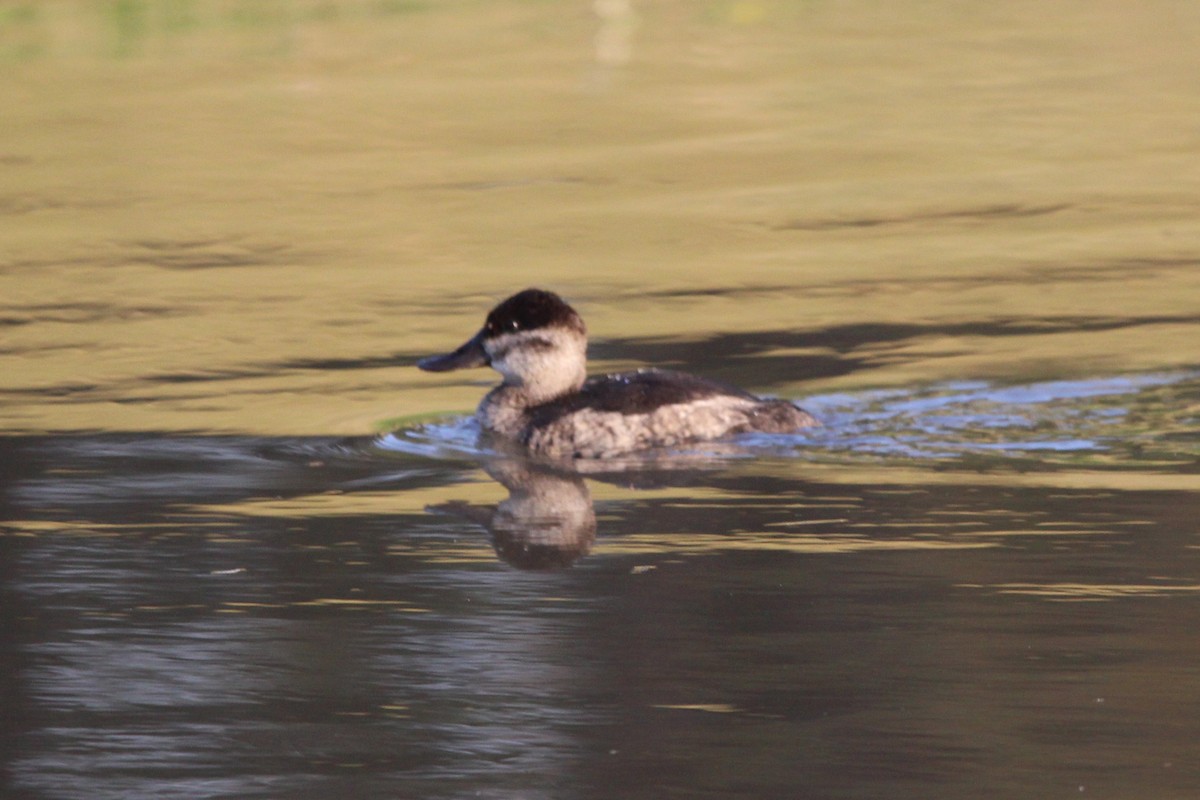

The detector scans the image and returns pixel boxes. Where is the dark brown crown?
[483,289,586,338]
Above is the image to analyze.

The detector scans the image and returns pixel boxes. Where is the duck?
[417,288,817,458]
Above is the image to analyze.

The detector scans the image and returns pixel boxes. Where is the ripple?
[382,370,1200,473]
[797,370,1199,469]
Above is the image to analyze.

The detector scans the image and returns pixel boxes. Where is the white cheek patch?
[487,333,553,380]
[484,333,519,381]
[484,330,586,397]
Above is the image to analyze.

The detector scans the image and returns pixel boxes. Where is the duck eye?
[508,319,520,332]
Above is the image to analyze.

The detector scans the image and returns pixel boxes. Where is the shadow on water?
[6,302,1197,439]
[2,371,1200,798]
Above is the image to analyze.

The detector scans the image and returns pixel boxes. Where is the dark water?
[4,373,1199,799]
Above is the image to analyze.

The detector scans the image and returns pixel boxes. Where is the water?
[4,2,1200,798]
[5,376,1199,799]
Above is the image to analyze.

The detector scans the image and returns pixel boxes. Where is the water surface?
[3,2,1200,798]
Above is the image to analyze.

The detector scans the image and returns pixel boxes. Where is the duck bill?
[417,329,490,372]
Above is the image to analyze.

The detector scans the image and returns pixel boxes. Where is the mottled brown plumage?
[418,288,817,458]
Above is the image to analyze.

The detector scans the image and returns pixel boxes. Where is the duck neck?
[511,365,585,405]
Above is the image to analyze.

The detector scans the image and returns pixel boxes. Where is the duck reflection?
[430,458,596,570]
[424,442,745,570]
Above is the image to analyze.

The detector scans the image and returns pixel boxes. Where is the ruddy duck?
[417,288,817,458]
